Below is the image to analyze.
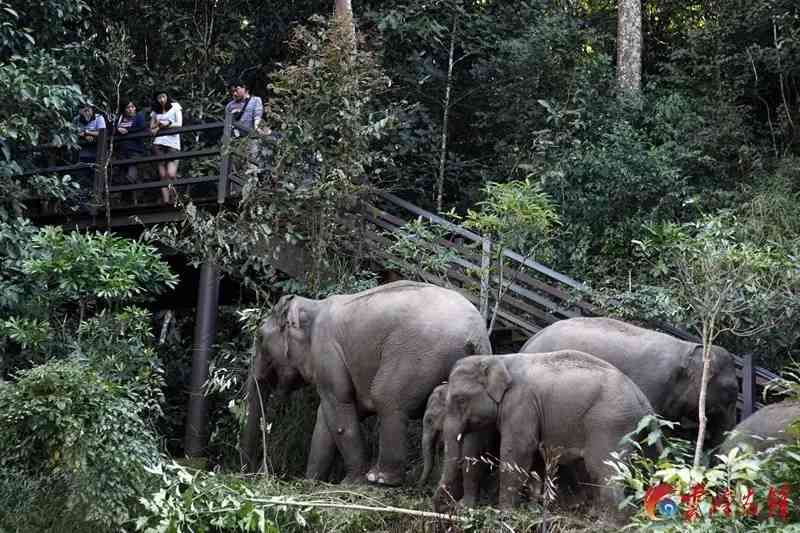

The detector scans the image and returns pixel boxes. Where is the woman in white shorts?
[150,91,182,204]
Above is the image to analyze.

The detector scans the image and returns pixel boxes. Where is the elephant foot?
[365,467,404,486]
[341,473,368,486]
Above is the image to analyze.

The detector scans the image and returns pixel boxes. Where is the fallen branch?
[246,496,465,522]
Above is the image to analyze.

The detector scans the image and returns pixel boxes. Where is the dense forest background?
[2,0,800,531]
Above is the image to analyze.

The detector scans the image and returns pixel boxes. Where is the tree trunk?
[693,321,713,468]
[334,0,356,50]
[241,372,270,473]
[436,13,458,213]
[616,0,642,91]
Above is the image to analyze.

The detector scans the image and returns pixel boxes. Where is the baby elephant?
[719,400,800,455]
[434,351,657,511]
[420,383,496,505]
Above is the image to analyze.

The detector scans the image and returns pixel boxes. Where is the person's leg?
[158,162,170,203]
[126,164,139,205]
[166,157,179,204]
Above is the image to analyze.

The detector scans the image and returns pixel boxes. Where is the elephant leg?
[498,433,537,509]
[461,431,487,506]
[583,436,624,510]
[306,404,337,481]
[367,409,409,486]
[319,395,368,483]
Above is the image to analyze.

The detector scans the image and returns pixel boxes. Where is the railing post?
[480,237,491,321]
[741,352,757,419]
[217,111,233,204]
[93,128,109,212]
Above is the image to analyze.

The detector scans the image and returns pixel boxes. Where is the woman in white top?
[150,91,182,204]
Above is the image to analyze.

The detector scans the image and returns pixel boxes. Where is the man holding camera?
[225,80,264,183]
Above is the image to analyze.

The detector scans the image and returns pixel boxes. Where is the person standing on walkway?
[114,100,146,184]
[225,80,263,179]
[150,90,182,204]
[74,102,107,204]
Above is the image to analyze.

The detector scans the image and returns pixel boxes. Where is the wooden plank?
[488,291,560,327]
[501,248,588,291]
[741,353,757,416]
[110,147,220,167]
[492,308,540,335]
[109,121,224,140]
[15,162,91,177]
[364,215,578,320]
[376,191,482,242]
[108,176,220,192]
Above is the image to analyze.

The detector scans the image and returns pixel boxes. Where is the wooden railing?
[14,112,240,211]
[365,190,781,419]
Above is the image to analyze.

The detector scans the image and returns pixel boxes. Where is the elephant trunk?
[433,418,464,512]
[241,374,270,473]
[419,419,439,486]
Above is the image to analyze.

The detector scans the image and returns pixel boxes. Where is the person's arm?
[150,112,161,133]
[168,106,182,128]
[127,112,147,134]
[82,116,105,140]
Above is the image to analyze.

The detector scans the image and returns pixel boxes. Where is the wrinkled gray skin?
[522,317,739,448]
[420,383,496,505]
[719,400,800,455]
[241,281,492,486]
[433,351,656,511]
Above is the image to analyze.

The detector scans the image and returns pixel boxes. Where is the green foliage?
[618,211,799,465]
[147,15,398,298]
[23,227,178,308]
[133,461,594,533]
[610,417,800,530]
[464,178,559,252]
[0,359,160,529]
[382,217,460,282]
[633,212,800,340]
[75,307,166,420]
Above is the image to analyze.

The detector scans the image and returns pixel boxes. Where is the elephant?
[719,400,800,455]
[433,350,657,511]
[521,317,739,447]
[420,382,497,505]
[240,280,492,486]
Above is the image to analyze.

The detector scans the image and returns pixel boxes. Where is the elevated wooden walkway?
[16,113,779,427]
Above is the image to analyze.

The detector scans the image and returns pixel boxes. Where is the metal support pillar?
[184,261,221,458]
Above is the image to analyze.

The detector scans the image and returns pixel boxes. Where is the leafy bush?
[610,417,800,531]
[0,359,161,529]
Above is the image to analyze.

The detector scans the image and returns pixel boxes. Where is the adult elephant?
[433,351,657,511]
[521,317,739,447]
[240,281,492,486]
[719,400,800,455]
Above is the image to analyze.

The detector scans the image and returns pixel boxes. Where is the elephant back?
[720,400,800,455]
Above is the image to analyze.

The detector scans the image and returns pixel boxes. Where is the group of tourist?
[74,80,263,205]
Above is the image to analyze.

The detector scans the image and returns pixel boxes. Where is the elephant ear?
[482,358,512,404]
[272,295,295,328]
[287,298,314,330]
